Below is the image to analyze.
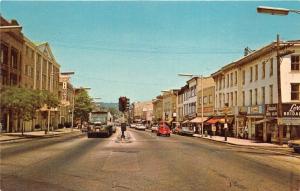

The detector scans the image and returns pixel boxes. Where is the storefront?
[265,104,278,143]
[278,103,300,141]
[246,105,265,141]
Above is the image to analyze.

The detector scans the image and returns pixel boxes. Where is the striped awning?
[189,117,208,123]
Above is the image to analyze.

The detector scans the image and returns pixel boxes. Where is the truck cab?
[87,111,113,138]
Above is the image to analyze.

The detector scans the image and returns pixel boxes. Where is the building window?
[0,43,9,65]
[255,88,258,105]
[235,91,237,106]
[262,62,266,79]
[223,93,225,107]
[227,74,229,88]
[223,77,225,89]
[249,90,252,106]
[226,93,229,105]
[11,48,18,69]
[235,71,237,85]
[291,55,300,71]
[242,70,245,85]
[269,85,273,104]
[230,92,233,106]
[230,73,233,87]
[242,91,245,106]
[270,58,273,76]
[250,67,253,82]
[255,65,258,81]
[203,96,208,105]
[291,83,300,101]
[262,87,265,104]
[209,95,212,104]
[219,93,222,108]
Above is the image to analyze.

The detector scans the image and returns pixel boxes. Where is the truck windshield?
[90,114,107,123]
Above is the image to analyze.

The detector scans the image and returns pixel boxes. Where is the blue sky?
[1,1,300,102]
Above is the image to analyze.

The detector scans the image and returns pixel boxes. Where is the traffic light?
[119,97,125,112]
[119,96,130,112]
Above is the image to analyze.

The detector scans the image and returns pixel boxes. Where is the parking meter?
[121,123,126,138]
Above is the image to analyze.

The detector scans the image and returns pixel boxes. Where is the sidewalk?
[0,128,80,142]
[193,134,288,148]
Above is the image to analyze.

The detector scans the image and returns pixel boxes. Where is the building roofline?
[211,39,300,78]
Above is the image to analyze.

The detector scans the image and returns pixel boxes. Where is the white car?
[151,125,158,132]
[135,124,146,131]
[130,123,137,128]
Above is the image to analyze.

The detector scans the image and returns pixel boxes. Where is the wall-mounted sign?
[248,105,264,115]
[266,104,278,117]
[282,104,300,118]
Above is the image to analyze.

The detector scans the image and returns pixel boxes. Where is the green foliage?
[0,86,59,121]
[74,89,93,122]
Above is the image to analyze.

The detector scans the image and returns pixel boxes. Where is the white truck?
[87,111,115,138]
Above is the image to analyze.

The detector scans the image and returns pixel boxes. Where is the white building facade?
[212,39,300,143]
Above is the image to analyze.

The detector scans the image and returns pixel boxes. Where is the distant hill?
[100,102,118,109]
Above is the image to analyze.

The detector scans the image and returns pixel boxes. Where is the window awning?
[182,120,190,124]
[254,118,275,125]
[189,117,208,123]
[206,118,220,124]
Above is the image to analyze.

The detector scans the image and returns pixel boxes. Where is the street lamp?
[178,73,211,137]
[257,6,300,15]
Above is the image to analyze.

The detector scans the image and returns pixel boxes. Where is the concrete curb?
[0,130,80,143]
[192,134,300,159]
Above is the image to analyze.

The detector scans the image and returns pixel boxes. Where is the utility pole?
[275,34,295,145]
[201,75,204,137]
[276,34,283,145]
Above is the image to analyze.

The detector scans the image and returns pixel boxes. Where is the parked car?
[288,139,300,153]
[130,123,137,128]
[180,126,194,136]
[151,125,158,133]
[157,123,171,137]
[135,124,146,131]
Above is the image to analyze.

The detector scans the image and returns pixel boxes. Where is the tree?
[0,87,59,134]
[74,89,93,123]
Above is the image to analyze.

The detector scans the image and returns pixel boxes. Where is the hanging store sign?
[282,104,300,118]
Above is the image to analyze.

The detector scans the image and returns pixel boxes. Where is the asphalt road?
[1,128,300,191]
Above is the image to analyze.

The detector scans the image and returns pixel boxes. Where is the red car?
[157,123,171,137]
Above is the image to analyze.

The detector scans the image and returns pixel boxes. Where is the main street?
[1,128,299,191]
